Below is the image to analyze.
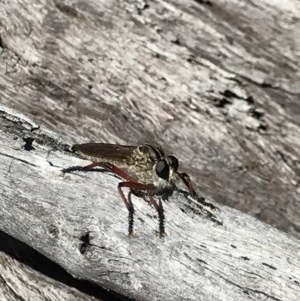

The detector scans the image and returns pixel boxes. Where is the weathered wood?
[1,0,300,300]
[0,238,102,301]
[0,0,299,240]
[1,106,300,301]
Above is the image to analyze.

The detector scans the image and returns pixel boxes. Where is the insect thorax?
[129,144,164,184]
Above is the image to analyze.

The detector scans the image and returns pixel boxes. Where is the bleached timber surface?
[1,106,300,301]
[1,0,300,300]
[1,0,300,239]
[0,249,99,301]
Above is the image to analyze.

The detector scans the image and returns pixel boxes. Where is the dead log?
[0,106,299,301]
[0,231,106,301]
[1,0,300,300]
[1,0,299,239]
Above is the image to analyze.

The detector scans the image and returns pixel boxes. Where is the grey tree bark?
[0,0,300,300]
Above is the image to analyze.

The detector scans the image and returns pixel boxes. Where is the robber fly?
[63,143,216,237]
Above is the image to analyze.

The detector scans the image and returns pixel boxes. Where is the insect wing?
[72,143,136,162]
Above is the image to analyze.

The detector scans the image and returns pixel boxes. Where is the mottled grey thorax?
[127,144,164,184]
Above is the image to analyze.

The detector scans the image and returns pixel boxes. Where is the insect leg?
[83,162,137,181]
[114,182,136,236]
[81,162,140,236]
[158,200,165,237]
[127,191,135,236]
[118,182,165,237]
[62,162,110,173]
[64,161,137,181]
[64,161,140,235]
[62,165,86,173]
[64,161,165,236]
[177,172,216,210]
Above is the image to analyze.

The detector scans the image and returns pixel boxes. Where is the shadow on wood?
[0,230,134,301]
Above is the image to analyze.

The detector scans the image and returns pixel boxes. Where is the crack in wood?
[0,152,37,167]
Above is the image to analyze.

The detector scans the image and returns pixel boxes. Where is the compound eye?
[167,156,179,172]
[156,159,170,180]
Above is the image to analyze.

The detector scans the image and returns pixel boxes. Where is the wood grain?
[1,105,299,301]
[0,0,300,300]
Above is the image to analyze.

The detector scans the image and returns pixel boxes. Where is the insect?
[63,143,216,237]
